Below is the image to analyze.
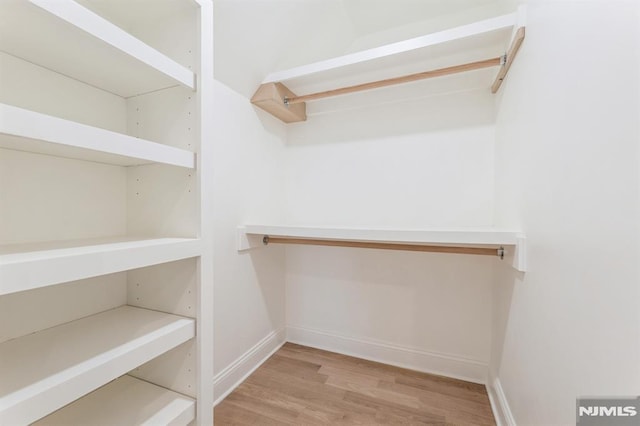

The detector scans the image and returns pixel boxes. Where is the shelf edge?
[263,12,516,84]
[0,238,202,296]
[29,0,195,91]
[238,225,527,272]
[0,103,195,168]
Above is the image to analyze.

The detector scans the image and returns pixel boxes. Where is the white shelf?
[0,0,195,97]
[0,237,202,296]
[238,225,526,271]
[264,12,520,99]
[34,375,195,426]
[0,103,195,168]
[242,224,520,246]
[0,306,195,425]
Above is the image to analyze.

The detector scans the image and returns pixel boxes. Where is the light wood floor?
[214,343,496,425]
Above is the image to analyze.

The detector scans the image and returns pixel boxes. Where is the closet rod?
[284,57,502,105]
[263,236,504,258]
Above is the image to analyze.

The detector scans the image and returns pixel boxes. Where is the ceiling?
[342,0,503,36]
[213,0,508,98]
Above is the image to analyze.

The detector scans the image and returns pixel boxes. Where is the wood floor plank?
[215,400,285,425]
[278,344,398,381]
[223,392,300,424]
[377,381,496,425]
[395,374,491,405]
[246,367,346,402]
[342,391,447,425]
[214,343,496,425]
[327,376,423,409]
[261,353,328,383]
[379,380,495,418]
[230,382,308,417]
[319,365,381,387]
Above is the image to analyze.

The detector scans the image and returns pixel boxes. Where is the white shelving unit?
[238,225,527,272]
[0,306,195,425]
[0,0,213,424]
[251,7,526,121]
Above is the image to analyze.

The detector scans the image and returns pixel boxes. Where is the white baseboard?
[487,377,516,426]
[213,327,285,406]
[286,325,488,384]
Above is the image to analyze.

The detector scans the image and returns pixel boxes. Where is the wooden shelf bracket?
[491,27,526,93]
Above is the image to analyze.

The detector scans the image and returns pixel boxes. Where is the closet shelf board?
[0,103,195,168]
[0,237,202,296]
[252,9,527,122]
[0,0,195,97]
[242,225,520,246]
[0,306,195,425]
[34,375,195,426]
[239,225,527,271]
[263,12,516,90]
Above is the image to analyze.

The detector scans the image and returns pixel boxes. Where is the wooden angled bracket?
[491,27,526,93]
[250,82,307,123]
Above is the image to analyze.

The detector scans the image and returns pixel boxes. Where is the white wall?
[283,89,499,382]
[491,1,640,424]
[212,80,287,400]
[213,0,354,99]
[213,2,639,420]
[286,89,496,228]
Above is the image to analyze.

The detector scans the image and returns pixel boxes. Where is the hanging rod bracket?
[491,26,525,93]
[498,246,505,260]
[263,235,270,245]
[250,82,307,123]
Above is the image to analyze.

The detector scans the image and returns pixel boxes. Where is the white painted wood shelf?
[0,103,195,167]
[238,225,526,271]
[0,0,195,97]
[265,13,515,88]
[252,8,526,120]
[0,306,195,425]
[34,375,195,426]
[0,237,202,296]
[242,224,518,245]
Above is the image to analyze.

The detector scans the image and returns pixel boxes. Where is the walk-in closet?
[1,0,638,425]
